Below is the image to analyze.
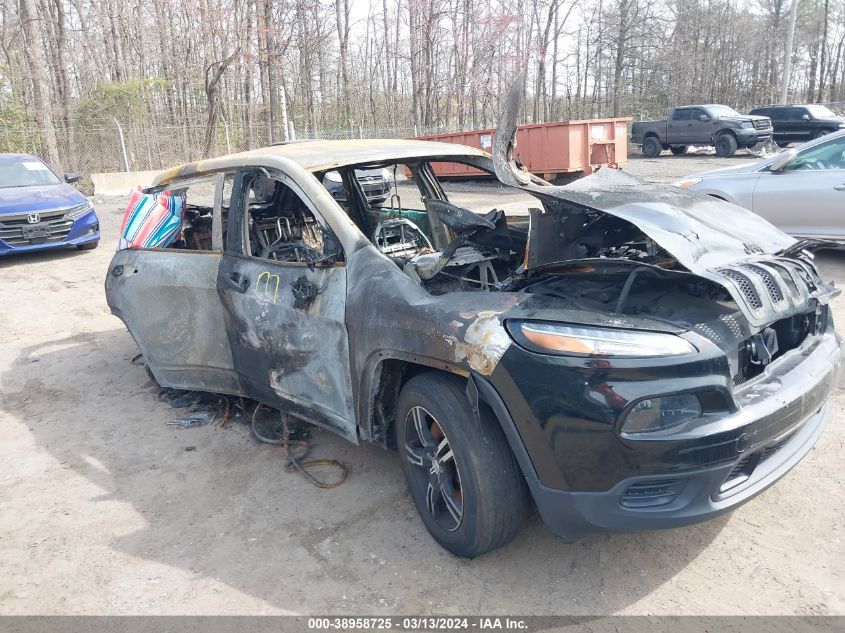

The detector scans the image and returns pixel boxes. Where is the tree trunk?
[204,49,240,156]
[19,0,61,170]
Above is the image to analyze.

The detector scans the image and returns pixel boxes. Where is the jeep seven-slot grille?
[743,264,784,302]
[722,269,763,309]
[768,262,801,298]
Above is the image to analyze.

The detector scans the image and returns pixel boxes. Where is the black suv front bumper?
[475,328,841,542]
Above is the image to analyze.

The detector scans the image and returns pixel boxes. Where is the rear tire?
[642,136,662,158]
[715,133,737,157]
[76,241,99,250]
[815,129,834,139]
[670,145,689,155]
[396,372,529,558]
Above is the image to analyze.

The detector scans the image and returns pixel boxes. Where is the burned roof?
[152,139,489,187]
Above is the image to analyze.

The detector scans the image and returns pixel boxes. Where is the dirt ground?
[1,152,843,616]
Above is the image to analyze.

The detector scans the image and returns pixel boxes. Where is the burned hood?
[492,70,796,275]
[526,168,797,274]
[491,71,838,330]
[514,171,840,330]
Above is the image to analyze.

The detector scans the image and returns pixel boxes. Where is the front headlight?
[740,121,754,129]
[507,321,697,357]
[622,394,703,433]
[323,170,343,183]
[65,202,92,220]
[673,177,702,189]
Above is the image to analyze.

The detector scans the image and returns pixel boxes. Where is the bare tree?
[204,48,239,155]
[18,0,61,168]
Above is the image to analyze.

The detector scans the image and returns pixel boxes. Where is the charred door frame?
[106,171,241,395]
[217,166,358,441]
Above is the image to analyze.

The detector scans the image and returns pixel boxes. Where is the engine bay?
[367,195,683,297]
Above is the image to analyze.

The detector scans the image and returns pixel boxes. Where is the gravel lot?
[0,152,842,616]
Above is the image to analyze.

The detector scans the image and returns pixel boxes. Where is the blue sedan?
[0,154,99,256]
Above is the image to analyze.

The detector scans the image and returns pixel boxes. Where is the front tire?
[715,133,737,157]
[642,136,662,158]
[396,372,529,558]
[76,241,99,250]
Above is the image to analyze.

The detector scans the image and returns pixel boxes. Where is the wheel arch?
[714,128,737,142]
[357,353,469,447]
[466,373,543,489]
[359,357,543,496]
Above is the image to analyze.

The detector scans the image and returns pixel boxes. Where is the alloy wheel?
[403,406,464,532]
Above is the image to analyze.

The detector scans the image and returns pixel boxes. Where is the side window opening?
[318,159,537,294]
[242,174,342,264]
[119,174,231,251]
[319,162,435,247]
[174,175,233,251]
[786,137,845,171]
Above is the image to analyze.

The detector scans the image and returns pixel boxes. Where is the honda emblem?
[26,213,40,224]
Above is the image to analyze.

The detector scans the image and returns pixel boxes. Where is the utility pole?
[780,0,799,103]
[280,87,289,142]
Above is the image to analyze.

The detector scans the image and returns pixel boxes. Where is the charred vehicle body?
[106,81,842,557]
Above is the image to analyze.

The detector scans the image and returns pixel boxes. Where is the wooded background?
[3,0,845,173]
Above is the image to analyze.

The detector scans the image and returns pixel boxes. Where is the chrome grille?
[0,209,67,225]
[753,118,770,130]
[0,211,74,247]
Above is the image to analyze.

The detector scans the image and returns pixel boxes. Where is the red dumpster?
[417,118,631,182]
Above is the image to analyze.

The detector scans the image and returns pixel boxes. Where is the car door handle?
[834,184,845,192]
[225,272,249,293]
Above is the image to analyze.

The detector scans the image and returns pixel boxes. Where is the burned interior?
[166,174,338,267]
[313,156,833,391]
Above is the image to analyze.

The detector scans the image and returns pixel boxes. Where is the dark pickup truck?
[750,104,845,146]
[631,105,773,158]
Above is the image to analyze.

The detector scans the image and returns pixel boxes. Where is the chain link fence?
[4,100,844,185]
[0,121,452,182]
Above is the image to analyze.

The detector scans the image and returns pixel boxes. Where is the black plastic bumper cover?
[472,331,841,542]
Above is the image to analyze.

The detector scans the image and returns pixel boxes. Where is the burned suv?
[106,95,841,557]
